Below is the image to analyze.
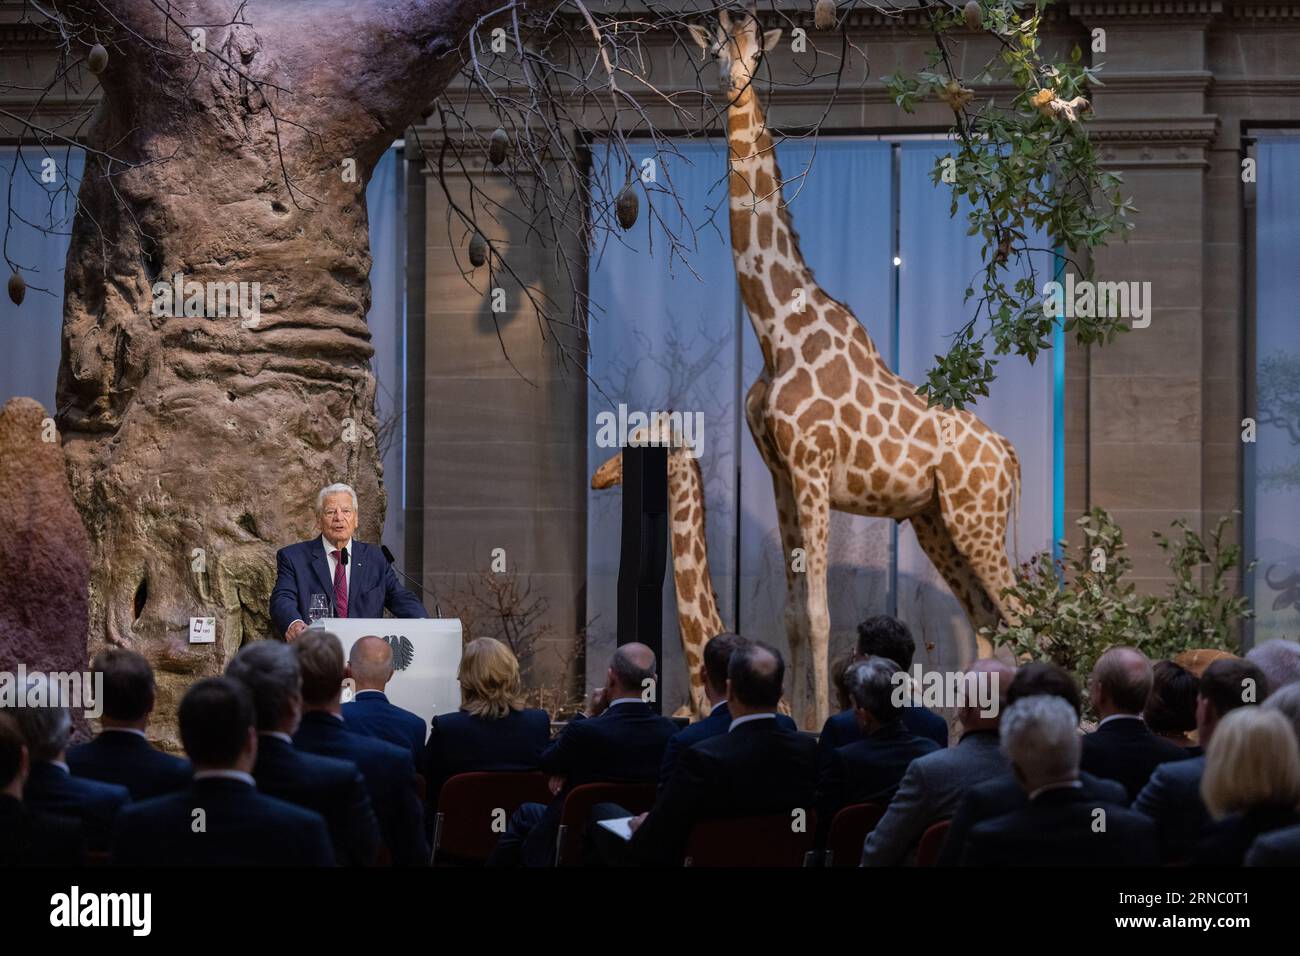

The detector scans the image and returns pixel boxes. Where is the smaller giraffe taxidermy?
[592,422,719,720]
[692,4,1026,730]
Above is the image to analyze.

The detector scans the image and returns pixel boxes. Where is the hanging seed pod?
[963,1,982,32]
[488,127,509,166]
[814,0,836,31]
[615,185,639,230]
[467,233,488,268]
[8,271,25,306]
[87,43,109,75]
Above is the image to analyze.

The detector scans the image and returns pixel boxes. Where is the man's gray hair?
[3,674,72,762]
[1263,682,1300,750]
[315,482,358,515]
[1246,639,1300,692]
[1000,695,1081,788]
[848,657,903,723]
[610,644,656,694]
[226,641,303,731]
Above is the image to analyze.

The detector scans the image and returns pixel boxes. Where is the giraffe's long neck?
[667,451,722,714]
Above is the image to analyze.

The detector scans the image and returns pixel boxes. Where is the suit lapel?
[348,544,365,618]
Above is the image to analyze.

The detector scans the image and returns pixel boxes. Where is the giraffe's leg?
[908,501,1000,659]
[787,439,833,731]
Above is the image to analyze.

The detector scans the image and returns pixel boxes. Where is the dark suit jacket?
[67,729,192,800]
[0,794,84,866]
[111,776,334,866]
[1132,753,1208,863]
[253,734,381,866]
[1191,805,1300,867]
[269,539,426,635]
[818,706,949,757]
[1080,716,1192,802]
[657,702,796,793]
[629,717,818,866]
[343,691,427,773]
[815,720,939,841]
[25,761,130,853]
[940,770,1127,866]
[423,707,551,801]
[961,785,1159,866]
[293,711,429,866]
[1245,821,1300,866]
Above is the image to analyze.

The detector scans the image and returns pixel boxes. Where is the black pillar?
[616,444,668,713]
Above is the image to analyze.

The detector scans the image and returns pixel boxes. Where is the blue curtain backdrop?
[1250,136,1300,645]
[588,137,1058,707]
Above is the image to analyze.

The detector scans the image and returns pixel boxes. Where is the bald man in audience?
[342,635,427,772]
[489,642,677,867]
[1080,647,1192,801]
[863,658,1015,866]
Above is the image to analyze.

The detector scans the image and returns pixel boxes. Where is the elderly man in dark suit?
[342,635,426,772]
[1080,647,1192,801]
[0,713,84,866]
[863,658,1015,866]
[1133,657,1269,863]
[226,640,381,866]
[270,483,426,642]
[489,642,677,867]
[4,673,130,853]
[819,616,948,753]
[292,629,429,866]
[112,678,334,866]
[593,640,818,867]
[67,648,192,800]
[961,695,1158,866]
[657,633,795,792]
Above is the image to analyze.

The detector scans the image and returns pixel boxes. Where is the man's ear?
[687,23,712,51]
[762,28,783,52]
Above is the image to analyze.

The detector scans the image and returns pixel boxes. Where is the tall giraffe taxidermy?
[690,5,1025,730]
[592,422,720,720]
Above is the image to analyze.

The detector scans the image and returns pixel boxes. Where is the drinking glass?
[308,593,330,623]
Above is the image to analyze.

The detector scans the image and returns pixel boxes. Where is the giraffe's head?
[591,419,693,490]
[688,5,783,98]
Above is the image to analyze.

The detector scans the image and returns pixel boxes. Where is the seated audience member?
[830,651,855,712]
[819,616,948,754]
[226,641,381,866]
[1245,821,1300,866]
[67,648,192,799]
[1191,707,1300,866]
[4,673,130,853]
[0,713,84,866]
[342,635,426,772]
[815,658,940,839]
[1080,647,1192,801]
[1246,639,1300,692]
[592,641,817,866]
[489,643,677,867]
[112,677,334,865]
[657,633,796,792]
[863,659,1015,866]
[1264,683,1300,755]
[423,637,551,802]
[1143,660,1201,751]
[1134,656,1269,863]
[939,662,1127,866]
[961,695,1158,866]
[293,630,429,866]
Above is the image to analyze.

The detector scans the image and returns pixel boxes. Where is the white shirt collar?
[354,690,385,699]
[47,760,70,774]
[194,769,256,787]
[729,713,777,732]
[607,697,643,708]
[1098,713,1144,727]
[709,700,727,716]
[100,727,147,738]
[1028,778,1083,801]
[259,732,294,744]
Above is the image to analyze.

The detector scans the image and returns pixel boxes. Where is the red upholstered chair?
[431,771,552,865]
[915,819,951,867]
[554,781,657,867]
[824,803,887,867]
[682,813,819,867]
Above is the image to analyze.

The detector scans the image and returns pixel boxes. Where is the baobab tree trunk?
[55,0,509,739]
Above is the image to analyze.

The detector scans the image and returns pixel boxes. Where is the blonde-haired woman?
[1193,707,1300,865]
[422,638,551,803]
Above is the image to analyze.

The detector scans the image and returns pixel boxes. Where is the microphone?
[381,544,442,618]
[340,547,349,566]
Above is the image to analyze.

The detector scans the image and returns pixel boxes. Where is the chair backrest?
[555,781,657,867]
[825,803,887,867]
[433,771,552,864]
[683,813,818,867]
[915,819,951,867]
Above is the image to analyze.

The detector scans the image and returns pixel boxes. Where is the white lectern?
[309,618,463,737]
